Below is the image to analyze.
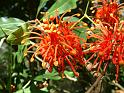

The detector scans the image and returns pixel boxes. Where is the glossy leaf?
[43,0,77,18]
[0,17,26,36]
[0,17,28,44]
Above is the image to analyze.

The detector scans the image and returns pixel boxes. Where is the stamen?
[64,13,81,23]
[28,31,42,36]
[116,65,119,81]
[98,21,109,36]
[53,44,58,64]
[101,22,112,28]
[88,33,104,40]
[59,10,71,23]
[65,56,79,77]
[60,42,74,50]
[43,45,53,61]
[26,37,43,40]
[54,61,59,66]
[30,46,43,62]
[110,13,119,25]
[26,43,39,52]
[48,56,53,72]
[97,59,103,72]
[93,54,99,65]
[118,3,124,8]
[103,62,109,72]
[85,52,96,64]
[114,23,117,33]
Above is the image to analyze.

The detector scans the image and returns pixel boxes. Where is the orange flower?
[85,20,124,80]
[95,0,119,27]
[24,14,84,77]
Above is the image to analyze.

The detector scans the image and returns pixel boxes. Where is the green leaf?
[41,87,48,92]
[64,70,74,77]
[17,45,26,62]
[13,45,26,63]
[63,16,79,22]
[34,69,61,81]
[15,83,44,93]
[0,17,27,37]
[43,72,61,80]
[43,0,77,18]
[6,27,29,45]
[14,87,30,93]
[0,17,28,44]
[63,16,87,43]
[73,28,87,43]
[43,69,61,80]
[34,75,44,81]
[36,0,49,17]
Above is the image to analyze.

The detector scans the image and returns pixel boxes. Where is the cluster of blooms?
[24,14,84,77]
[24,0,124,80]
[85,0,124,80]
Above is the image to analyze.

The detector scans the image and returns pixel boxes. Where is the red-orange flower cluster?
[95,0,119,27]
[85,0,124,80]
[86,20,124,80]
[25,15,84,77]
[24,0,124,80]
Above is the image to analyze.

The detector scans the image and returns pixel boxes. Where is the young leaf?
[0,17,28,45]
[6,26,29,45]
[0,17,27,37]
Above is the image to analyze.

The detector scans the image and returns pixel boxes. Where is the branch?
[85,72,105,93]
[112,81,124,91]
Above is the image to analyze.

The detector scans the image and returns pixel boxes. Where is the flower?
[85,20,124,80]
[95,0,119,27]
[90,0,124,80]
[24,14,84,77]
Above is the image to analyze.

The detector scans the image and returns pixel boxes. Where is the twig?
[22,80,31,89]
[112,81,124,91]
[85,72,105,93]
[85,62,109,93]
[70,1,90,29]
